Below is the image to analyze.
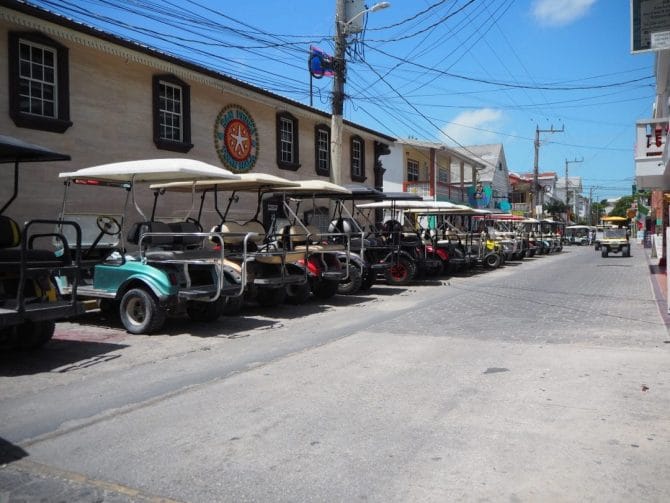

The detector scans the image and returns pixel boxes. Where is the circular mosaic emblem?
[214,105,259,172]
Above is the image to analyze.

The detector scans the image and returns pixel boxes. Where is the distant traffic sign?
[631,0,670,53]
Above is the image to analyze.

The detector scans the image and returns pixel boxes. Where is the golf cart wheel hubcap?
[126,298,146,325]
[390,264,407,280]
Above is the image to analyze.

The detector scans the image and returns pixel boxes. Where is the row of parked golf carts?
[1,139,565,349]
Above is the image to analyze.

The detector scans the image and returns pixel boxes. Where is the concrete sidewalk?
[644,241,670,326]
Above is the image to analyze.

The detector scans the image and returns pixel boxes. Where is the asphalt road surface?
[1,244,669,502]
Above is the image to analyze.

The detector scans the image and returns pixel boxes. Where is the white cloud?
[440,108,504,147]
[531,0,596,26]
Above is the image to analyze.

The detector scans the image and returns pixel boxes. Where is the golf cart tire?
[384,256,416,285]
[285,282,311,305]
[119,287,166,334]
[623,246,631,257]
[256,286,286,307]
[601,249,608,258]
[10,321,56,350]
[337,263,363,295]
[310,278,339,299]
[359,270,376,291]
[186,300,221,322]
[220,296,244,316]
[484,253,501,269]
[423,256,444,277]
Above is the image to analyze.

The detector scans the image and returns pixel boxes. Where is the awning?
[0,134,70,163]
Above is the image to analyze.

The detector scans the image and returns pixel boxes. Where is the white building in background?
[555,176,584,221]
[384,139,484,205]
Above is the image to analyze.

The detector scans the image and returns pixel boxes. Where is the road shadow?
[66,309,281,338]
[0,337,128,376]
[0,437,28,464]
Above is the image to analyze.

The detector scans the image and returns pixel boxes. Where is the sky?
[28,0,656,201]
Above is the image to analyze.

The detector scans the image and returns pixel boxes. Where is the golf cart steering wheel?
[96,215,122,236]
[185,217,203,231]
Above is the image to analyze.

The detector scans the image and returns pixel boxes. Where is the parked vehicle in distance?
[564,225,593,246]
[600,227,631,257]
[593,225,611,250]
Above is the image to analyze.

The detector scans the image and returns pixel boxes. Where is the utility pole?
[588,186,600,226]
[330,2,389,186]
[330,0,347,185]
[565,157,583,221]
[532,124,564,217]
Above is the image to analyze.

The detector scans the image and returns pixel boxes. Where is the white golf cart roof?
[59,158,240,183]
[268,179,352,195]
[356,200,473,211]
[150,173,300,192]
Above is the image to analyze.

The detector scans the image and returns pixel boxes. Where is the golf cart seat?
[242,220,266,245]
[328,217,358,235]
[214,221,245,245]
[167,221,203,249]
[289,224,345,253]
[0,215,70,269]
[126,221,173,247]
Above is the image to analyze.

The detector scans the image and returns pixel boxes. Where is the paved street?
[1,244,669,502]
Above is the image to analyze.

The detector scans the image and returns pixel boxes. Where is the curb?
[644,247,670,328]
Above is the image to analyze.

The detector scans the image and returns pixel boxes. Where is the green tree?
[543,200,567,219]
[608,195,635,217]
[590,199,608,224]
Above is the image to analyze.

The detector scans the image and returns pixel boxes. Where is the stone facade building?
[0,1,394,226]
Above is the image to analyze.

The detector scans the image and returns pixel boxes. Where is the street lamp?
[330,1,391,185]
[345,1,391,31]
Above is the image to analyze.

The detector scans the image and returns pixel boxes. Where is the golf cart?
[473,213,527,261]
[0,135,84,349]
[264,180,353,300]
[150,173,308,312]
[564,225,593,246]
[56,159,245,334]
[597,216,629,254]
[326,183,394,294]
[399,203,502,272]
[599,226,631,257]
[355,198,452,282]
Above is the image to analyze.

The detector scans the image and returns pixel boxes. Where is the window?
[8,32,71,133]
[314,125,330,176]
[438,167,449,184]
[152,74,192,152]
[276,112,300,170]
[350,135,365,181]
[407,159,419,181]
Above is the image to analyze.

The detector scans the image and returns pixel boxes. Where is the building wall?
[0,13,388,226]
[382,144,404,193]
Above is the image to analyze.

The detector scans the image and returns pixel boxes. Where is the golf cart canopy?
[269,180,352,196]
[0,134,71,164]
[471,213,524,220]
[1,134,71,214]
[150,173,300,192]
[356,200,472,211]
[59,158,240,183]
[338,183,386,201]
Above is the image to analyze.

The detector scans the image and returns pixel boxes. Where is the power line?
[365,45,653,91]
